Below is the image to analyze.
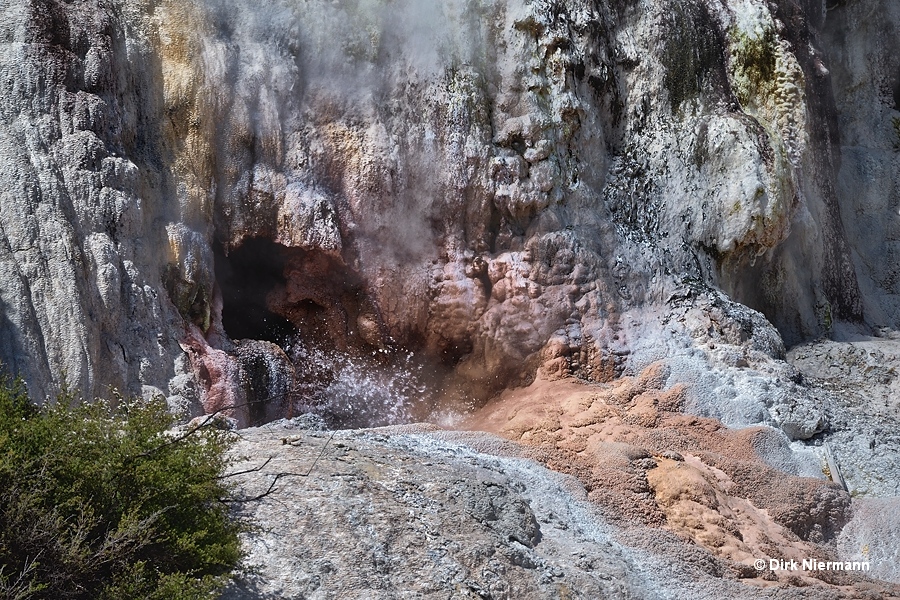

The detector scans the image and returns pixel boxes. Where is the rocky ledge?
[222,371,900,599]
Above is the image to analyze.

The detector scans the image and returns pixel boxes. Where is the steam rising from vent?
[190,0,515,287]
[181,0,528,429]
[201,0,495,87]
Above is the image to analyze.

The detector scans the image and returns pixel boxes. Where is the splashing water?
[285,339,435,429]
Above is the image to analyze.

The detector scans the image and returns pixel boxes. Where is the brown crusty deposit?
[465,363,897,595]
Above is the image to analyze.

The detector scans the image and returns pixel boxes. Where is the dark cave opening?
[213,238,296,344]
[212,237,474,430]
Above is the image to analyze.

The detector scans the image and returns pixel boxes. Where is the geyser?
[214,235,456,428]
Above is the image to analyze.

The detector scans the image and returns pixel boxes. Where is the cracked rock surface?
[3,0,900,595]
[222,419,898,599]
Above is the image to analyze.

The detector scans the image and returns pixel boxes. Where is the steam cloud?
[191,0,513,263]
[171,0,523,426]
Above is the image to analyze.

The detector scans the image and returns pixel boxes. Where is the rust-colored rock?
[464,366,886,592]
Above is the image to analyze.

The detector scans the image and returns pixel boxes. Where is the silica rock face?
[5,0,900,594]
[0,0,895,439]
[821,0,900,329]
[0,0,188,400]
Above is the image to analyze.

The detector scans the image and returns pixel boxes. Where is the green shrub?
[0,375,243,599]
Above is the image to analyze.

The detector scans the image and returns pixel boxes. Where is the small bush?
[0,375,243,599]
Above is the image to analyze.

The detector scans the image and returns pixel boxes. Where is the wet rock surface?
[222,419,898,599]
[2,0,900,596]
[0,0,896,431]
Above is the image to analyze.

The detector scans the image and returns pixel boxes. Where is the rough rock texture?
[0,0,188,399]
[465,369,851,574]
[821,0,900,327]
[837,498,900,586]
[788,333,900,497]
[0,0,894,422]
[221,419,899,599]
[3,0,900,594]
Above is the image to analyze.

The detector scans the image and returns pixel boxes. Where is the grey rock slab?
[838,497,900,585]
[788,335,900,497]
[221,423,848,599]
